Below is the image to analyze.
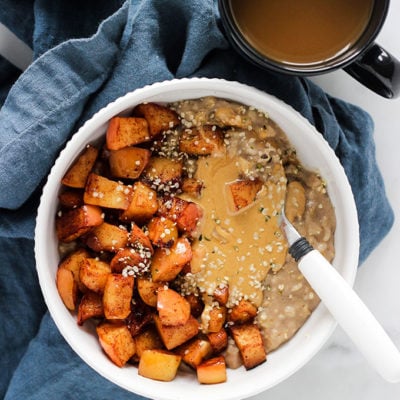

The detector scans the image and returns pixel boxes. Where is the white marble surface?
[252,2,400,399]
[1,3,399,399]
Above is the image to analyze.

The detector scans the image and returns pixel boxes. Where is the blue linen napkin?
[0,1,394,399]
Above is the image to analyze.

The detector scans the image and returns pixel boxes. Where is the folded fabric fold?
[0,2,128,210]
[0,56,21,105]
[0,0,394,399]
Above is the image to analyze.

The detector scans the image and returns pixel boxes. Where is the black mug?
[218,0,400,99]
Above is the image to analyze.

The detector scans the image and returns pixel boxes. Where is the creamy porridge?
[169,97,335,364]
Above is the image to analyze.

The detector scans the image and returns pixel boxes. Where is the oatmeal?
[171,97,335,356]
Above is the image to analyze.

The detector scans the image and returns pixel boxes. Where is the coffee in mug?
[229,0,374,65]
[218,0,400,98]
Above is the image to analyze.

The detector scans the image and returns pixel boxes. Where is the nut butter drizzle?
[173,97,335,343]
[172,97,291,328]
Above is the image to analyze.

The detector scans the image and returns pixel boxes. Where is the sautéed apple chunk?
[55,96,335,382]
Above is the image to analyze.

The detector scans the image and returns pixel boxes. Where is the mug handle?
[344,43,400,99]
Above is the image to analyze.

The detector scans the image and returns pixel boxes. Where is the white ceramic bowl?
[35,78,359,400]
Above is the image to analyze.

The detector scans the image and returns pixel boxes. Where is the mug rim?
[218,0,390,76]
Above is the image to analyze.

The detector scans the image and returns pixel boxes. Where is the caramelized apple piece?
[84,173,131,210]
[138,349,181,382]
[202,304,226,333]
[196,356,227,384]
[157,287,191,326]
[154,315,199,350]
[137,278,164,307]
[85,222,129,252]
[96,322,136,367]
[179,125,224,155]
[61,144,99,188]
[230,323,266,370]
[129,223,154,254]
[158,196,203,235]
[176,338,212,369]
[77,291,104,325]
[134,102,180,137]
[58,189,84,208]
[213,284,229,306]
[79,258,111,293]
[228,299,258,324]
[119,182,158,223]
[103,274,134,319]
[226,179,263,213]
[127,298,154,337]
[56,268,78,310]
[109,146,151,179]
[56,205,103,243]
[181,177,203,198]
[106,117,150,150]
[175,202,203,235]
[134,327,164,358]
[147,216,178,248]
[110,247,150,274]
[58,248,89,292]
[207,328,228,354]
[142,157,183,192]
[151,237,192,282]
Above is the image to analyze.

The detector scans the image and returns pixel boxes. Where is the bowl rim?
[34,77,359,400]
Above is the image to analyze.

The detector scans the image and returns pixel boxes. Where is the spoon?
[280,209,400,382]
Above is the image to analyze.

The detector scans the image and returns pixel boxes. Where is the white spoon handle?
[298,250,400,383]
